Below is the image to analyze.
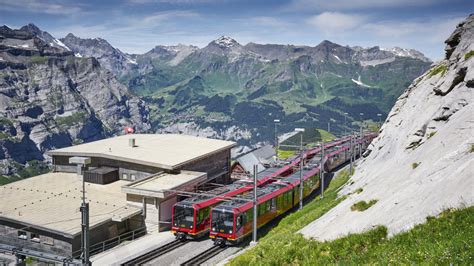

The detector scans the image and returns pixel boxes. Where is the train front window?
[211,210,234,234]
[174,205,194,228]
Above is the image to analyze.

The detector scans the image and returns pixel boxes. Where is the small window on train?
[236,215,242,229]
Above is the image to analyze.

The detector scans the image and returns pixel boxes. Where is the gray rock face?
[61,33,138,77]
[0,25,150,168]
[300,14,474,241]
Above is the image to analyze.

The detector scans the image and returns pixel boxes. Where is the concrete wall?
[0,220,73,257]
[0,215,145,259]
[180,149,231,183]
[53,156,160,181]
[53,148,232,184]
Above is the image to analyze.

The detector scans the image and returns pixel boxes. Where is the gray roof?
[236,153,265,173]
[235,145,275,173]
[252,145,275,163]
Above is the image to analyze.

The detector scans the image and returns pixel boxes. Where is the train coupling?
[214,237,226,247]
[176,232,187,241]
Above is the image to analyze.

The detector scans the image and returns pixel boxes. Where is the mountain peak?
[20,23,41,34]
[212,35,240,48]
[381,46,431,62]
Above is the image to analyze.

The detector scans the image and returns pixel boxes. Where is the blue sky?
[0,0,472,60]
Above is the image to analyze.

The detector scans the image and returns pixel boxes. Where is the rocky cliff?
[300,14,474,240]
[0,25,150,175]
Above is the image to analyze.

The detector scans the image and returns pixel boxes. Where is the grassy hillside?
[280,128,336,151]
[229,170,473,265]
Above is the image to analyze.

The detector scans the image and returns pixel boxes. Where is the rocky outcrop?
[61,33,138,77]
[300,14,474,240]
[0,25,150,169]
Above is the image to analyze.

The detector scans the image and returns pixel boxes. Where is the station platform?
[91,231,175,265]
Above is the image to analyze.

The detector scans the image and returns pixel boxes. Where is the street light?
[377,113,382,128]
[343,112,348,136]
[359,113,364,159]
[274,119,280,161]
[69,156,91,266]
[251,164,258,246]
[294,128,305,210]
[319,141,325,199]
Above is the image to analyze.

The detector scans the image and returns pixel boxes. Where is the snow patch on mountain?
[351,75,372,87]
[213,36,239,48]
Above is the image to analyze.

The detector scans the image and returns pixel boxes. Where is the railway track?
[122,239,186,265]
[180,245,228,266]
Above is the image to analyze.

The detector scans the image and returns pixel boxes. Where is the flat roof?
[47,134,236,170]
[122,171,207,198]
[0,172,141,237]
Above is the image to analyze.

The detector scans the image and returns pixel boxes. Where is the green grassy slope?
[229,170,473,265]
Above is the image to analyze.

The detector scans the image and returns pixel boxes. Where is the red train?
[209,133,376,245]
[171,134,368,241]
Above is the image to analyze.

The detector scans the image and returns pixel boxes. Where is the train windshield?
[211,210,234,234]
[173,205,194,228]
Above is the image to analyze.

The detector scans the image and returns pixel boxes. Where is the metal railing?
[72,227,147,258]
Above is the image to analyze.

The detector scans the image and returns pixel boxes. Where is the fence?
[72,227,147,258]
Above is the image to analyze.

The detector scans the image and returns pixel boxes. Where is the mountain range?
[0,23,432,176]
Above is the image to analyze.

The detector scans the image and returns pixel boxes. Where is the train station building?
[0,134,235,261]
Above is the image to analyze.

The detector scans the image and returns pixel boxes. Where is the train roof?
[177,167,282,206]
[214,165,321,212]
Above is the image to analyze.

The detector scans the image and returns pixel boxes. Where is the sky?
[0,0,472,60]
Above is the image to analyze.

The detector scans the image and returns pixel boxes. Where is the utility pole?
[320,142,325,199]
[274,119,280,161]
[349,135,353,175]
[343,112,348,136]
[69,157,91,266]
[327,122,330,133]
[251,164,258,245]
[295,128,305,210]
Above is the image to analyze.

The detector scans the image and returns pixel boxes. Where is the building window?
[31,233,40,242]
[18,231,28,240]
[122,173,128,180]
[41,236,54,246]
[130,174,136,181]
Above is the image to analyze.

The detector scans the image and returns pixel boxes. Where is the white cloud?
[288,0,453,11]
[307,12,366,33]
[127,0,220,4]
[0,0,81,15]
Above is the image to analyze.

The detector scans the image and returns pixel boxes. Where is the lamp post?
[343,112,348,136]
[320,141,325,199]
[295,128,305,210]
[274,119,280,161]
[251,164,258,245]
[69,156,91,266]
[377,113,382,128]
[349,135,353,175]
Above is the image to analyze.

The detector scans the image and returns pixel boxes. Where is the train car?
[209,133,377,245]
[171,135,358,241]
[210,166,321,246]
[171,165,298,240]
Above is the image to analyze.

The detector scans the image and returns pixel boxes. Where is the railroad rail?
[121,240,186,265]
[180,245,228,266]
